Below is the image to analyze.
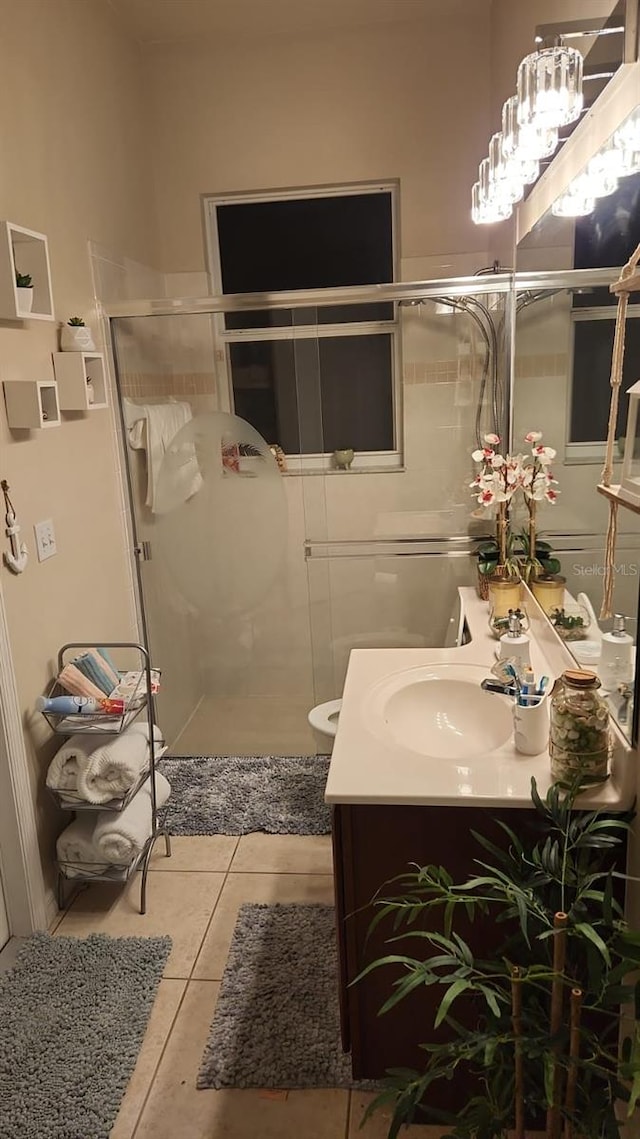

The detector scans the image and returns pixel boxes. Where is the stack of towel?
[56,773,171,874]
[46,722,163,804]
[57,646,121,700]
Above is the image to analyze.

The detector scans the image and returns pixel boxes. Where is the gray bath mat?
[198,903,354,1088]
[0,931,171,1139]
[159,754,331,835]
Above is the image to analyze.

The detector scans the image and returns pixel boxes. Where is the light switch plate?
[34,519,56,561]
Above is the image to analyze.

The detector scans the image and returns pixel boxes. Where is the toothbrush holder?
[513,694,549,756]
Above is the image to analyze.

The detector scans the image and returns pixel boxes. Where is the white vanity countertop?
[324,587,634,810]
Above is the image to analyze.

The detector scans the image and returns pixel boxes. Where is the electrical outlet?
[34,519,56,562]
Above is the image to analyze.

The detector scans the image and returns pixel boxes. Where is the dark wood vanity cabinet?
[332,801,625,1107]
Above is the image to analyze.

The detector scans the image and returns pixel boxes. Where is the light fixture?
[502,95,558,162]
[583,153,619,197]
[551,187,595,217]
[517,43,583,130]
[613,111,640,177]
[471,163,512,225]
[488,133,524,204]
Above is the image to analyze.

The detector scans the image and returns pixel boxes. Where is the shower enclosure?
[108,269,635,756]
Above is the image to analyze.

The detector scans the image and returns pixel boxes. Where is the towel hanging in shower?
[126,400,203,513]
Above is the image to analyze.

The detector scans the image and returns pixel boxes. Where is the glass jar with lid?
[549,669,610,782]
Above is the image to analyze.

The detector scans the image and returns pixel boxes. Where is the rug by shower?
[158,754,332,835]
[0,931,171,1139]
[198,903,364,1089]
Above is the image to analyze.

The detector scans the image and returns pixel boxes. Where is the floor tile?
[110,978,186,1139]
[192,872,335,980]
[55,871,224,979]
[135,980,350,1139]
[350,1091,441,1137]
[230,833,333,875]
[149,834,239,873]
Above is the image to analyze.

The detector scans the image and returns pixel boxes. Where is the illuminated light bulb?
[488,132,524,204]
[517,45,583,130]
[584,153,619,198]
[471,175,512,225]
[502,95,558,162]
[552,188,595,217]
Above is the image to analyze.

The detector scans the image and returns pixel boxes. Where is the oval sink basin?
[364,662,513,760]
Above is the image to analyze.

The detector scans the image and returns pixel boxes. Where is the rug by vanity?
[159,754,332,835]
[198,903,355,1088]
[0,932,171,1139]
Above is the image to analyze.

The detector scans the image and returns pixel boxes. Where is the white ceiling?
[106,0,464,46]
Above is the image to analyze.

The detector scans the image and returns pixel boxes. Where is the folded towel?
[73,651,118,697]
[96,646,120,677]
[56,815,110,875]
[127,400,203,513]
[93,772,171,865]
[56,663,108,702]
[76,722,163,805]
[46,734,104,792]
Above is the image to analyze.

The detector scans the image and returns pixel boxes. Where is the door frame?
[0,575,48,935]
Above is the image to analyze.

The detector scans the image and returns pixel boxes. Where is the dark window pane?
[571,318,640,442]
[574,173,640,270]
[229,334,394,455]
[217,193,394,294]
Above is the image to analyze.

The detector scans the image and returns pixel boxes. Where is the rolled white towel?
[93,772,171,865]
[56,815,110,876]
[46,734,103,793]
[76,722,163,805]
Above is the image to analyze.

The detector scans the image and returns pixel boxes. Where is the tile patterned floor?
[52,832,438,1139]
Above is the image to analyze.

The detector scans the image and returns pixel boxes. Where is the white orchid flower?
[524,430,542,443]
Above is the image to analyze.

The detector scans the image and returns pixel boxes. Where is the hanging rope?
[600,242,640,618]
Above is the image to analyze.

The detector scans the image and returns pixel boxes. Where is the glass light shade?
[488,132,524,204]
[517,45,583,129]
[502,95,558,161]
[620,381,640,507]
[613,117,640,177]
[471,180,512,225]
[584,153,619,197]
[552,187,595,217]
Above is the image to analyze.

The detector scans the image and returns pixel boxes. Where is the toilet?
[308,699,342,752]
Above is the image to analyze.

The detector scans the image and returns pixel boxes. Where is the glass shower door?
[112,308,321,757]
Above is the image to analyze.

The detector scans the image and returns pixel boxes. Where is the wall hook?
[1,479,28,574]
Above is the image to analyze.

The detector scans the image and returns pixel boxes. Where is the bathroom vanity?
[326,587,634,1095]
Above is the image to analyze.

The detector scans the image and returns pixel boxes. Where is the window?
[205,184,400,470]
[568,307,640,461]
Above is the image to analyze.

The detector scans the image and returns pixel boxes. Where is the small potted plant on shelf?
[15,271,33,314]
[61,316,96,352]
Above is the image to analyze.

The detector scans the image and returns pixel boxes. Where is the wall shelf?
[597,482,640,517]
[0,221,54,322]
[3,380,60,429]
[53,352,108,411]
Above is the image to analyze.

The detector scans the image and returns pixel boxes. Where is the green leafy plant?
[15,271,32,288]
[476,532,560,583]
[67,316,85,326]
[359,776,640,1139]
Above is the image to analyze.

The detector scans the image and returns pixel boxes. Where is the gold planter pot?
[530,574,566,616]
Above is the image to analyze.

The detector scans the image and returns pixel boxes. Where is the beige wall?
[144,6,493,275]
[0,0,158,906]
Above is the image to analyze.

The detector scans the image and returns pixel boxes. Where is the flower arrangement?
[471,431,560,584]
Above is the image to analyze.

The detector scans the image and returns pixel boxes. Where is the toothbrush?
[521,666,535,706]
[537,676,550,697]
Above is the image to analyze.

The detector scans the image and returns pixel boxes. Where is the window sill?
[281,464,406,477]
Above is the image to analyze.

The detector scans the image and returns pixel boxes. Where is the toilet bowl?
[308,699,342,752]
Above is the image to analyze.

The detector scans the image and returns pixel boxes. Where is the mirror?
[515,213,640,745]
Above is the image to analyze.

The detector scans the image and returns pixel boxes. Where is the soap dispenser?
[498,611,531,668]
[598,614,634,691]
